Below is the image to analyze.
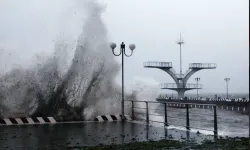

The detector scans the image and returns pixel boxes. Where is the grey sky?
[102,0,249,94]
[0,0,249,94]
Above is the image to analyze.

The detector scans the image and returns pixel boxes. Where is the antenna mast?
[177,33,184,74]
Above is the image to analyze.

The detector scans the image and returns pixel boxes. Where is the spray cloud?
[0,0,123,121]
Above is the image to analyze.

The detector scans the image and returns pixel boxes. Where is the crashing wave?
[0,0,124,121]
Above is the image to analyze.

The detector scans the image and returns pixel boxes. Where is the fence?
[189,63,217,69]
[126,100,219,136]
[143,61,172,68]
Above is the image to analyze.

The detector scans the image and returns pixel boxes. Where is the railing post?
[145,102,149,123]
[186,104,190,130]
[213,105,218,136]
[248,102,250,142]
[131,101,134,120]
[164,103,168,126]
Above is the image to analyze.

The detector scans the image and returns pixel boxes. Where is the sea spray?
[0,0,158,121]
[130,76,164,122]
[0,0,123,120]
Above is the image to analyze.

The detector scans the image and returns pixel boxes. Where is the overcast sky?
[102,0,249,94]
[0,0,249,94]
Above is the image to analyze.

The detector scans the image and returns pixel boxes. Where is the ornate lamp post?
[195,77,200,99]
[224,77,230,99]
[110,42,136,120]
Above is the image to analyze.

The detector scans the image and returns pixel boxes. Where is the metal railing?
[159,83,178,88]
[189,63,217,69]
[158,97,250,102]
[186,83,203,88]
[126,100,218,136]
[143,61,172,68]
[159,83,203,89]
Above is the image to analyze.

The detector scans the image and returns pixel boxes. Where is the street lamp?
[110,42,136,120]
[224,77,230,99]
[195,77,200,99]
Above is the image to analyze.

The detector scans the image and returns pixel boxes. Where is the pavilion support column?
[177,90,185,98]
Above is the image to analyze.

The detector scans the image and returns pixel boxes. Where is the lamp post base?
[121,115,126,121]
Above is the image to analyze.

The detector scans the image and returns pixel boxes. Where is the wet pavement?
[0,121,214,149]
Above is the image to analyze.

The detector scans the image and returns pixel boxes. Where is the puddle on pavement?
[0,122,214,149]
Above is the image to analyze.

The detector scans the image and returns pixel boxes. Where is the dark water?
[151,106,249,137]
[0,122,213,149]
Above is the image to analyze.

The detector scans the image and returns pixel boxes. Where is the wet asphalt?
[0,121,213,149]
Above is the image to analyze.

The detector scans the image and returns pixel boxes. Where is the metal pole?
[186,104,190,130]
[180,43,182,74]
[197,80,199,99]
[121,48,124,120]
[146,102,149,123]
[213,105,218,136]
[195,77,200,99]
[226,81,229,99]
[224,78,230,99]
[177,33,184,74]
[248,68,250,144]
[164,103,168,126]
[131,101,134,120]
[249,102,250,142]
[110,42,135,121]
